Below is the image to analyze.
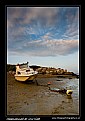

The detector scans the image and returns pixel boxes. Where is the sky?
[7,7,79,74]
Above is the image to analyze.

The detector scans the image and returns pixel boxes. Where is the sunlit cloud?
[8,39,78,57]
[7,7,79,57]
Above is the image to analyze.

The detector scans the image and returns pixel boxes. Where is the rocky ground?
[7,73,79,116]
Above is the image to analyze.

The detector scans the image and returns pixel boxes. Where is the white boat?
[14,62,38,82]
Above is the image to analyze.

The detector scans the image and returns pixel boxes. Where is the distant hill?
[7,64,16,72]
[29,65,41,71]
[7,64,41,72]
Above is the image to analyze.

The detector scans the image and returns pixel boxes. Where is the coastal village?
[36,67,73,75]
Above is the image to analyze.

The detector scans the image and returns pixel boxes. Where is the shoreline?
[7,72,79,79]
[37,74,79,78]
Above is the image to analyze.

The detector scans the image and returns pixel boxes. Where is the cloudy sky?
[7,7,79,73]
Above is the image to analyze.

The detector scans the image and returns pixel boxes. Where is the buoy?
[47,81,51,85]
[66,90,73,96]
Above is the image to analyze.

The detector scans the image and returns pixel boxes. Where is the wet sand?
[7,73,79,116]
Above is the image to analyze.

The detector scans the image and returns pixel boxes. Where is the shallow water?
[56,78,79,98]
[36,77,79,115]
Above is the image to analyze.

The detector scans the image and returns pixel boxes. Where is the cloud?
[41,32,52,40]
[7,7,79,39]
[7,7,60,28]
[7,7,79,57]
[21,7,60,25]
[63,8,79,40]
[9,39,79,56]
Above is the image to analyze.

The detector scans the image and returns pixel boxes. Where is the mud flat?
[7,73,79,116]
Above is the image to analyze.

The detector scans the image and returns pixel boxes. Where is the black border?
[0,1,82,120]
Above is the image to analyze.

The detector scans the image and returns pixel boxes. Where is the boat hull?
[15,74,37,81]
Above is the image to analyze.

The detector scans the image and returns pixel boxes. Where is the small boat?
[14,62,38,82]
[47,81,52,85]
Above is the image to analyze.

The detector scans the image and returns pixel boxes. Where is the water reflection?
[67,95,72,99]
[66,95,73,102]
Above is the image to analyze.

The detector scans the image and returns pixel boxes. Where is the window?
[26,70,30,72]
[17,71,21,74]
